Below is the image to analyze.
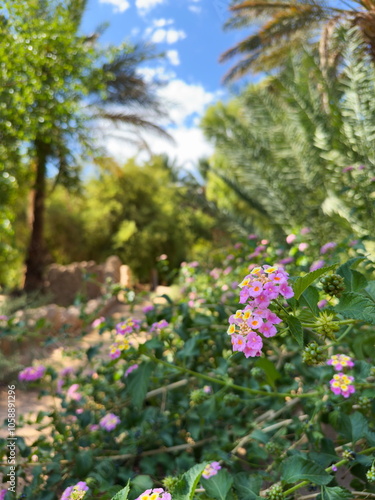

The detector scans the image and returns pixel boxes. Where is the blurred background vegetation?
[1,0,374,293]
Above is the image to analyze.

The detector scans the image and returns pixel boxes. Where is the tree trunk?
[23,139,49,292]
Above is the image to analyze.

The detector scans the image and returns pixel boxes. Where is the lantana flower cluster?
[327,354,354,371]
[109,318,140,359]
[136,488,171,500]
[227,265,293,358]
[328,354,355,398]
[202,461,221,479]
[61,481,89,500]
[18,365,46,382]
[116,318,141,335]
[150,319,169,333]
[99,413,121,431]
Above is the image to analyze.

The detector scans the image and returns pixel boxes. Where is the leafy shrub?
[1,235,375,499]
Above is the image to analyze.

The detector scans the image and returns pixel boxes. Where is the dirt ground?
[0,287,176,446]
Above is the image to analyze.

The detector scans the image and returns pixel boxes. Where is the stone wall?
[44,256,132,306]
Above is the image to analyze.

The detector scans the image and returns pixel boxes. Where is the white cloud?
[151,28,186,44]
[99,78,221,167]
[144,18,186,45]
[103,124,213,168]
[158,80,218,126]
[166,50,180,66]
[136,0,166,14]
[137,65,176,82]
[99,0,130,13]
[189,5,201,13]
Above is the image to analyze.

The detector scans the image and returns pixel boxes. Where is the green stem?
[147,355,319,399]
[283,446,375,497]
[325,324,355,349]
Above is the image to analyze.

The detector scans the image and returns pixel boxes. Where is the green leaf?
[300,286,320,315]
[350,412,368,444]
[129,476,153,499]
[365,280,375,301]
[73,450,94,477]
[281,456,332,485]
[334,292,375,324]
[234,473,262,500]
[351,270,368,292]
[111,481,130,500]
[317,486,352,499]
[126,363,153,408]
[285,314,304,347]
[293,265,337,300]
[173,462,208,500]
[328,412,352,440]
[255,358,281,389]
[201,470,233,500]
[336,257,366,291]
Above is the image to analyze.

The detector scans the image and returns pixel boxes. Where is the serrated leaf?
[300,286,320,315]
[328,412,352,440]
[285,314,304,347]
[281,456,332,485]
[111,481,130,500]
[129,475,153,499]
[317,486,352,499]
[351,270,368,292]
[201,470,233,500]
[234,473,262,500]
[365,281,375,301]
[336,257,366,291]
[126,363,153,408]
[255,358,281,389]
[173,462,208,500]
[334,292,375,324]
[350,412,368,444]
[293,265,337,300]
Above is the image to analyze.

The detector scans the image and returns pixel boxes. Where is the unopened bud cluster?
[366,463,375,482]
[320,274,345,298]
[302,342,327,365]
[314,312,339,340]
[266,483,284,500]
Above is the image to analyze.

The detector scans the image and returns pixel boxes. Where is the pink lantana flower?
[329,373,355,398]
[202,461,222,479]
[19,365,46,382]
[66,384,82,402]
[99,413,121,431]
[91,316,105,328]
[136,488,171,500]
[125,364,139,377]
[327,354,354,371]
[259,321,277,338]
[320,242,337,254]
[231,334,247,352]
[61,481,89,500]
[310,260,325,272]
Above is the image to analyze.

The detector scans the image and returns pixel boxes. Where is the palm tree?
[21,0,171,292]
[204,32,375,239]
[220,0,375,81]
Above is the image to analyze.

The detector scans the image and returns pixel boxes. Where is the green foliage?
[45,156,215,281]
[3,239,375,499]
[201,469,233,500]
[281,456,332,485]
[203,34,375,242]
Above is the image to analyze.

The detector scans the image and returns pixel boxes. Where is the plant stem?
[283,446,375,497]
[147,354,319,399]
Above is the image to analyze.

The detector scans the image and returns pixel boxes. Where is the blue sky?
[80,0,252,168]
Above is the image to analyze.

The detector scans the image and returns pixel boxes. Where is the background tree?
[204,31,375,241]
[220,0,375,81]
[44,156,215,282]
[0,0,170,291]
